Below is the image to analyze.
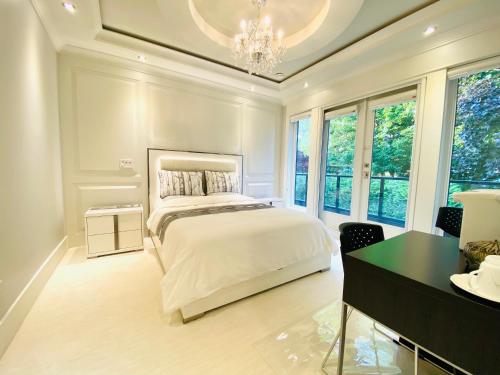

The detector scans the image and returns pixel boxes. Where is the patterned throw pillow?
[158,170,204,198]
[205,171,240,194]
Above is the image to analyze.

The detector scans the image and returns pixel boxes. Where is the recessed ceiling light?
[423,25,437,36]
[303,82,309,89]
[250,85,255,92]
[61,2,76,13]
[137,55,146,63]
[275,72,284,77]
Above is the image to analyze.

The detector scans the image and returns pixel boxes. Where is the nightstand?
[255,197,285,208]
[85,204,144,258]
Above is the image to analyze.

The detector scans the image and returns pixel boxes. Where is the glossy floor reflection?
[254,301,446,375]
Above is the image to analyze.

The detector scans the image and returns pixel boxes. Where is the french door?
[319,89,418,237]
[318,105,364,227]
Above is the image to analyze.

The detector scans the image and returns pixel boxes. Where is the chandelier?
[233,0,286,75]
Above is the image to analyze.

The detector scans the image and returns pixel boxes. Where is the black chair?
[339,222,385,259]
[321,222,386,373]
[435,207,463,237]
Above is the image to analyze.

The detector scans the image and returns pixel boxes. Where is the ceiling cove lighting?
[61,2,76,13]
[423,25,437,36]
[233,0,286,76]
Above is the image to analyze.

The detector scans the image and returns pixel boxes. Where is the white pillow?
[205,171,240,194]
[158,170,204,199]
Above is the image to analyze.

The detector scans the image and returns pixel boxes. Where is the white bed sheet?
[147,194,337,314]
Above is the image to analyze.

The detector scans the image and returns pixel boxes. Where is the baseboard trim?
[0,236,68,358]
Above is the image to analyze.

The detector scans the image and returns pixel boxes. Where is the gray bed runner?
[156,203,274,242]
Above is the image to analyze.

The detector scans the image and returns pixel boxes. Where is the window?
[318,89,418,231]
[323,111,357,215]
[367,99,416,228]
[447,68,500,207]
[292,117,311,207]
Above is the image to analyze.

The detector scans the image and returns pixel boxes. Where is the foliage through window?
[293,117,311,207]
[367,99,416,227]
[447,68,500,206]
[323,112,357,215]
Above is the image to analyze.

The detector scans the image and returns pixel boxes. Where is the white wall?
[58,52,283,246]
[0,0,65,355]
[282,26,500,234]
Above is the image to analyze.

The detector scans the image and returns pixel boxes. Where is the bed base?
[152,233,331,323]
[180,253,332,322]
[182,312,205,323]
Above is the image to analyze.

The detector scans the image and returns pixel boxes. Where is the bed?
[147,149,337,322]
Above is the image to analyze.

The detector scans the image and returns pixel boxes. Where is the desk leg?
[414,345,419,375]
[337,302,348,375]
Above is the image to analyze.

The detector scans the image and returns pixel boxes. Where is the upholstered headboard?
[147,149,243,212]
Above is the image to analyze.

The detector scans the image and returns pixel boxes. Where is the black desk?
[338,231,500,375]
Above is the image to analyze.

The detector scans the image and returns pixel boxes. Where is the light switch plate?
[119,159,134,169]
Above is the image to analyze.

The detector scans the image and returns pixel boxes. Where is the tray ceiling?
[191,0,329,39]
[100,0,436,82]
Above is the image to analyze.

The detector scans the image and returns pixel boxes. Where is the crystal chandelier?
[233,0,286,75]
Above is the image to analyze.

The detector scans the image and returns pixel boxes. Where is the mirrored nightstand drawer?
[86,216,114,235]
[87,233,115,254]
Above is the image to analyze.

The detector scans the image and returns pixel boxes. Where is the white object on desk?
[85,204,144,258]
[453,189,500,249]
[469,255,500,300]
[254,197,284,208]
[450,273,500,304]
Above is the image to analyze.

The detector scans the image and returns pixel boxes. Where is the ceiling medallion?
[233,0,286,75]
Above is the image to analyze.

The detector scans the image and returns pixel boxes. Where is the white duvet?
[147,194,337,314]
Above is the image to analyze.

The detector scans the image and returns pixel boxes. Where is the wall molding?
[144,80,244,155]
[59,53,283,247]
[0,236,68,358]
[282,22,500,104]
[71,67,141,174]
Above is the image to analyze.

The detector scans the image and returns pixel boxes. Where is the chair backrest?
[435,207,463,238]
[339,222,385,258]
